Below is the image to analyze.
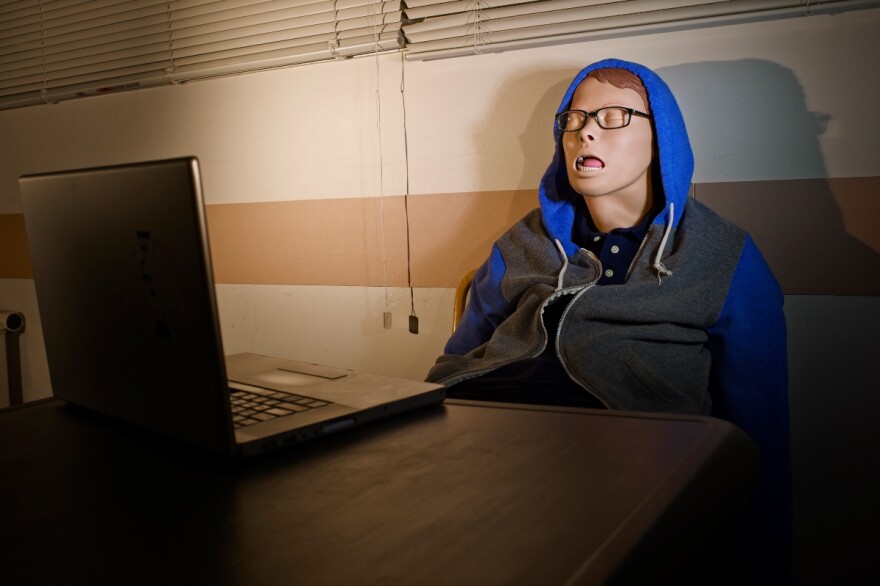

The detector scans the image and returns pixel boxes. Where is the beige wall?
[2,10,878,390]
[1,9,879,583]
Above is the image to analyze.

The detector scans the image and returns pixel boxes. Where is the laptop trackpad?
[233,366,347,389]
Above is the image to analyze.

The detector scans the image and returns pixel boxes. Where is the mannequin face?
[562,77,654,210]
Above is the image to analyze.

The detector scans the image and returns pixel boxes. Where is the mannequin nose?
[579,116,600,141]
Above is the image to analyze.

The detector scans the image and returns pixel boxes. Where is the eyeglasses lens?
[557,111,582,132]
[598,108,628,128]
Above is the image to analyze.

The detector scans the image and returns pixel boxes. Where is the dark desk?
[0,398,757,585]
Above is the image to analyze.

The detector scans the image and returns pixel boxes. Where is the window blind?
[401,0,860,60]
[0,0,404,110]
[1,0,874,109]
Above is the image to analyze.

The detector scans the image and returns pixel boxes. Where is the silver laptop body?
[19,157,444,457]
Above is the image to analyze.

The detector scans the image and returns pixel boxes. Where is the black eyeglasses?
[555,107,652,131]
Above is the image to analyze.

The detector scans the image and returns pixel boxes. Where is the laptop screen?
[20,158,235,455]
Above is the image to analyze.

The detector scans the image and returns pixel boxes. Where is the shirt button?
[610,245,620,254]
[593,236,602,242]
[604,269,614,278]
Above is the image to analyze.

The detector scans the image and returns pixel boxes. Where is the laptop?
[19,157,444,457]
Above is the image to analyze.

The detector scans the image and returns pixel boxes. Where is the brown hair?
[587,68,649,112]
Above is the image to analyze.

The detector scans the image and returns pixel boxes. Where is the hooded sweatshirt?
[427,58,791,583]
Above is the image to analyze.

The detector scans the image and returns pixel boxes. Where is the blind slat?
[43,26,169,58]
[43,39,171,69]
[0,1,39,19]
[169,39,365,80]
[0,60,166,95]
[0,53,40,80]
[0,27,42,52]
[42,12,170,46]
[0,4,39,35]
[171,11,335,42]
[172,0,332,20]
[404,0,542,21]
[37,15,168,50]
[336,0,401,21]
[171,23,335,57]
[337,10,401,32]
[39,0,168,37]
[338,21,401,40]
[39,0,163,21]
[0,67,42,90]
[0,45,41,66]
[170,1,335,28]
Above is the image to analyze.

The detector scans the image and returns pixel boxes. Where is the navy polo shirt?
[571,196,661,285]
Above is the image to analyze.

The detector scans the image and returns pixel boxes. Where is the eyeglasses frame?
[555,107,652,132]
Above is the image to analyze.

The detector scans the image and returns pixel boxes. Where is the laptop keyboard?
[229,388,332,429]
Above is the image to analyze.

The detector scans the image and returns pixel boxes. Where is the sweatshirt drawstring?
[555,203,672,288]
[653,202,674,284]
[553,239,568,290]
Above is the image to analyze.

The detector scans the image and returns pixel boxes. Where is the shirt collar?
[571,195,663,250]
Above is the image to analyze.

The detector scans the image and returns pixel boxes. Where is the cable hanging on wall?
[400,50,418,335]
[372,0,418,334]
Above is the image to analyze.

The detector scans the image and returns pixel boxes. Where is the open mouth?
[576,155,604,172]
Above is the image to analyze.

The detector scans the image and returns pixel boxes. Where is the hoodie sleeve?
[706,235,792,583]
[443,244,514,356]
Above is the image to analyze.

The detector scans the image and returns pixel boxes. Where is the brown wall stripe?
[3,178,879,294]
[695,177,880,295]
[207,197,410,287]
[206,189,536,288]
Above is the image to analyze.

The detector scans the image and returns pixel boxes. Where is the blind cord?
[371,2,392,328]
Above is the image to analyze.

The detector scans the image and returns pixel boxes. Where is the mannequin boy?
[427,59,791,585]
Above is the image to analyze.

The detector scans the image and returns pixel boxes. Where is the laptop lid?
[20,158,235,454]
[20,157,443,457]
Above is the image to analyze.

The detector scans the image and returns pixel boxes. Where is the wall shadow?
[657,59,880,295]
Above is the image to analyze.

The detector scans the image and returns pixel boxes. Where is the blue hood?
[539,58,694,257]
